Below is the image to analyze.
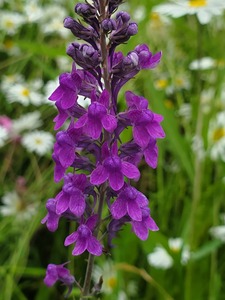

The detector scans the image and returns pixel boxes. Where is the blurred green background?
[1,0,225,299]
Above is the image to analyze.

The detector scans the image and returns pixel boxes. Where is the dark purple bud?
[127,22,138,36]
[75,3,96,18]
[102,19,117,32]
[123,52,139,68]
[116,11,130,22]
[108,0,123,14]
[67,43,100,70]
[63,17,99,48]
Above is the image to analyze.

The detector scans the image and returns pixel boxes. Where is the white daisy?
[209,225,225,242]
[147,246,173,269]
[1,74,24,91]
[0,11,25,35]
[92,260,118,294]
[189,57,216,70]
[208,112,225,162]
[153,0,225,25]
[21,131,54,156]
[200,88,215,114]
[5,80,44,106]
[40,5,70,38]
[169,238,191,264]
[177,103,192,121]
[133,6,146,22]
[23,0,44,22]
[12,112,43,135]
[0,191,37,221]
[192,135,206,161]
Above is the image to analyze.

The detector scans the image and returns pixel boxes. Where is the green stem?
[185,19,204,300]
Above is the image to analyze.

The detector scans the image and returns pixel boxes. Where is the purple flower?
[44,263,75,287]
[131,206,159,240]
[49,70,82,110]
[41,198,61,232]
[124,91,165,148]
[74,90,117,139]
[110,185,148,221]
[64,215,102,256]
[90,142,140,191]
[56,173,89,217]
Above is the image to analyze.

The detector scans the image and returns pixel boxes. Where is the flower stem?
[80,3,111,297]
[80,184,106,299]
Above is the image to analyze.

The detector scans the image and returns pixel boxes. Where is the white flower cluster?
[147,238,190,269]
[0,112,54,156]
[153,0,225,25]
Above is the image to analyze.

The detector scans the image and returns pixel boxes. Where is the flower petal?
[132,221,149,240]
[108,170,124,191]
[127,200,142,221]
[90,165,108,185]
[121,161,140,180]
[87,236,102,256]
[110,197,127,219]
[86,118,102,139]
[56,192,69,214]
[74,114,88,129]
[101,114,117,133]
[69,192,86,217]
[72,237,88,255]
[133,125,150,148]
[64,231,79,246]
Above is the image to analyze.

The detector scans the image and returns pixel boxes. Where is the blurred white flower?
[12,112,43,135]
[77,95,91,108]
[177,103,192,122]
[56,56,72,72]
[153,0,225,25]
[192,135,206,161]
[0,191,37,221]
[40,5,70,38]
[209,225,225,242]
[147,246,173,269]
[1,74,24,90]
[0,126,8,147]
[24,0,44,22]
[21,131,54,156]
[92,260,117,294]
[208,112,225,161]
[5,80,44,106]
[148,238,191,269]
[0,11,25,34]
[200,88,215,114]
[169,238,191,264]
[133,6,146,22]
[189,57,216,70]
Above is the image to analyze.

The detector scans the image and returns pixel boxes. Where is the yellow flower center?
[188,0,207,7]
[5,20,15,29]
[175,78,184,87]
[34,138,43,145]
[155,79,169,89]
[213,128,225,142]
[164,99,174,109]
[21,88,30,97]
[106,277,117,289]
[4,40,14,49]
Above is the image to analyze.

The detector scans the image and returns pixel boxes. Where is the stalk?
[80,1,110,298]
[184,19,204,300]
